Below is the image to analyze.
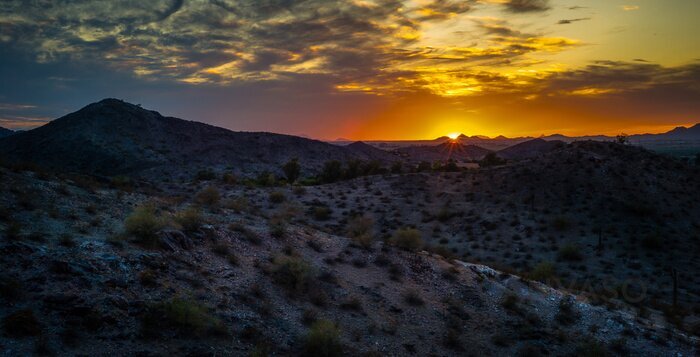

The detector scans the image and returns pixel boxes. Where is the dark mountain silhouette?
[396,142,491,162]
[345,141,397,162]
[0,99,365,178]
[496,138,565,159]
[0,126,13,138]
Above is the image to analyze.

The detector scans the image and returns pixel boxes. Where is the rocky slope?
[0,167,696,356]
[241,141,700,329]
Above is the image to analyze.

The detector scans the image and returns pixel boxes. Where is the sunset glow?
[1,0,699,138]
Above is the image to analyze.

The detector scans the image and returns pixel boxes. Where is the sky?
[1,0,699,139]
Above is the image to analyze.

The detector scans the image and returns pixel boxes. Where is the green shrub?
[195,186,221,207]
[283,158,301,183]
[272,255,313,294]
[392,228,423,252]
[558,243,583,261]
[302,320,343,357]
[224,196,248,213]
[529,261,556,282]
[124,205,165,247]
[320,161,343,183]
[403,290,424,306]
[142,297,225,337]
[174,208,204,232]
[269,218,287,239]
[269,191,286,204]
[2,309,42,338]
[313,207,331,221]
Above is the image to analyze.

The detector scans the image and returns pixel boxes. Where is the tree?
[444,159,459,172]
[616,133,629,145]
[282,158,301,183]
[416,161,431,172]
[480,152,505,167]
[390,161,403,174]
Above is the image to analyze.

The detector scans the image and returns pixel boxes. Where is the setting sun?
[447,132,461,140]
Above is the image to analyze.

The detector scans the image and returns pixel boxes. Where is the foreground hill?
[242,141,700,330]
[0,166,696,355]
[0,99,367,179]
[0,126,13,138]
[496,138,565,159]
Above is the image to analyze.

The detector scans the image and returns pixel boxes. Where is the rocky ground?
[0,143,698,356]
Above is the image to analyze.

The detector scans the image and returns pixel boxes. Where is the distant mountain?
[0,126,13,138]
[345,141,397,162]
[631,123,700,141]
[496,138,565,160]
[395,142,491,162]
[0,99,371,178]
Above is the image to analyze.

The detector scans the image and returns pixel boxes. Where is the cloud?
[414,0,474,21]
[621,5,640,11]
[557,18,591,25]
[502,0,550,13]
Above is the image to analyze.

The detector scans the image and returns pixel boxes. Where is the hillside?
[0,166,696,355]
[0,99,364,179]
[0,126,13,138]
[345,141,398,162]
[241,141,700,329]
[395,142,491,162]
[496,138,565,159]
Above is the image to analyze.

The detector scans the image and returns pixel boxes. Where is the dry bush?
[195,186,221,207]
[392,228,423,252]
[124,205,166,247]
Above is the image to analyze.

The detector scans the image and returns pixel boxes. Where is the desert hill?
[496,138,565,159]
[0,99,369,179]
[345,141,398,162]
[0,163,696,355]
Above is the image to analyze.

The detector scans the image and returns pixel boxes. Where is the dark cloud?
[503,0,550,13]
[557,18,591,25]
[415,0,474,21]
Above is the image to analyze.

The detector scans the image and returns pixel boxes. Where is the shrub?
[269,218,287,239]
[392,228,423,252]
[403,290,424,306]
[195,169,216,181]
[212,242,230,256]
[269,191,286,204]
[641,232,663,250]
[2,309,42,338]
[195,186,221,207]
[124,205,165,247]
[59,233,76,248]
[302,320,343,357]
[558,243,583,261]
[142,297,225,337]
[551,216,571,231]
[174,208,204,232]
[0,276,22,301]
[272,256,313,294]
[283,158,301,183]
[224,196,248,213]
[556,296,580,325]
[320,161,343,183]
[313,207,331,221]
[347,215,373,248]
[222,172,237,185]
[4,221,22,240]
[529,261,555,282]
